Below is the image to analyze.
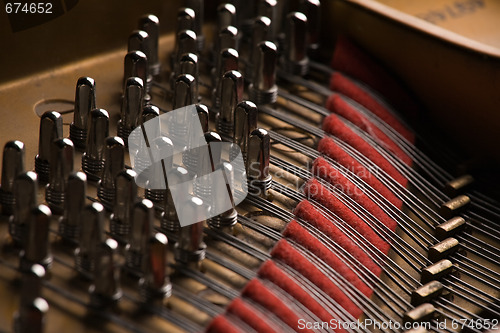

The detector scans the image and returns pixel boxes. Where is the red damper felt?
[303,176,391,253]
[258,260,347,333]
[330,35,419,120]
[283,220,373,296]
[312,157,399,230]
[293,200,382,276]
[205,315,242,333]
[271,239,363,318]
[326,94,412,166]
[242,279,315,333]
[227,298,277,333]
[329,72,415,143]
[322,113,408,187]
[317,137,403,209]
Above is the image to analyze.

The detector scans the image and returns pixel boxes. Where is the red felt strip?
[242,279,314,333]
[205,315,242,333]
[326,94,412,166]
[302,177,391,253]
[317,137,403,208]
[283,220,373,296]
[330,35,419,120]
[322,113,408,187]
[329,72,415,143]
[227,298,277,333]
[312,157,399,230]
[293,200,382,276]
[271,239,363,319]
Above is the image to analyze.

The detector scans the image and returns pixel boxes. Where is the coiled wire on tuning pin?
[247,128,272,197]
[97,137,125,210]
[118,77,144,145]
[45,138,74,214]
[34,111,63,183]
[9,171,38,244]
[138,14,161,76]
[58,172,87,242]
[70,77,96,150]
[216,70,244,139]
[19,205,52,273]
[81,109,109,181]
[161,166,190,234]
[110,169,137,239]
[125,199,154,274]
[282,12,309,76]
[249,41,278,105]
[185,0,204,51]
[128,30,153,96]
[0,140,25,216]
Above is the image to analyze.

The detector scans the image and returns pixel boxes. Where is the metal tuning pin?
[194,132,222,197]
[128,30,153,94]
[208,162,238,230]
[161,166,190,234]
[82,108,109,181]
[125,199,154,274]
[89,238,122,308]
[247,128,272,197]
[123,50,148,102]
[300,0,321,57]
[249,41,278,105]
[9,171,38,244]
[216,70,244,139]
[34,111,63,183]
[75,202,105,277]
[247,16,271,81]
[174,195,207,268]
[45,138,74,214]
[234,101,258,161]
[20,205,52,273]
[0,140,25,216]
[118,77,144,145]
[110,169,138,239]
[138,14,160,76]
[14,264,46,332]
[97,137,125,210]
[173,30,198,79]
[70,77,96,150]
[217,3,236,31]
[229,0,257,39]
[185,0,204,51]
[213,48,239,109]
[178,53,199,99]
[258,0,278,40]
[282,12,309,76]
[176,7,195,34]
[216,25,239,56]
[13,297,48,333]
[145,136,174,210]
[173,74,197,110]
[139,233,172,304]
[183,104,209,174]
[59,172,87,242]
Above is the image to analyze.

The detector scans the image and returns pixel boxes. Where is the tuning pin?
[247,128,272,197]
[20,205,52,272]
[58,172,87,242]
[20,264,45,308]
[234,101,258,161]
[247,16,272,81]
[229,0,257,39]
[207,161,238,230]
[161,166,190,234]
[174,195,207,267]
[9,172,38,244]
[125,199,154,274]
[45,138,74,214]
[128,30,153,94]
[34,111,63,183]
[249,41,278,105]
[144,136,174,208]
[173,73,197,110]
[0,140,25,215]
[213,48,239,109]
[81,109,109,181]
[123,51,149,102]
[176,7,195,33]
[185,0,204,51]
[217,70,244,139]
[216,25,239,55]
[194,132,222,209]
[70,77,96,150]
[75,202,105,277]
[118,77,144,145]
[282,12,309,76]
[89,238,122,308]
[139,233,172,303]
[109,169,137,239]
[183,104,210,174]
[138,14,160,76]
[177,53,199,99]
[13,297,48,333]
[301,0,321,57]
[97,137,125,210]
[258,0,277,40]
[217,3,236,31]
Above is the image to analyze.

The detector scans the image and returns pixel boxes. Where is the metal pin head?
[138,14,160,76]
[0,140,25,214]
[176,29,198,62]
[13,297,49,333]
[234,101,258,159]
[123,51,148,94]
[71,77,96,149]
[177,7,195,33]
[173,74,197,110]
[35,111,63,182]
[247,128,272,196]
[82,109,109,181]
[217,3,237,31]
[195,104,209,132]
[9,171,38,243]
[110,169,137,239]
[59,171,87,242]
[217,70,244,138]
[20,204,52,272]
[46,138,74,212]
[119,77,144,144]
[249,41,278,105]
[179,52,199,79]
[75,202,105,276]
[258,0,277,39]
[142,104,160,123]
[248,15,272,81]
[98,137,125,208]
[217,25,239,53]
[184,0,204,50]
[174,195,207,264]
[20,264,45,308]
[126,199,154,272]
[300,0,321,56]
[128,30,151,76]
[139,232,171,302]
[283,12,309,76]
[213,48,239,107]
[161,166,190,233]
